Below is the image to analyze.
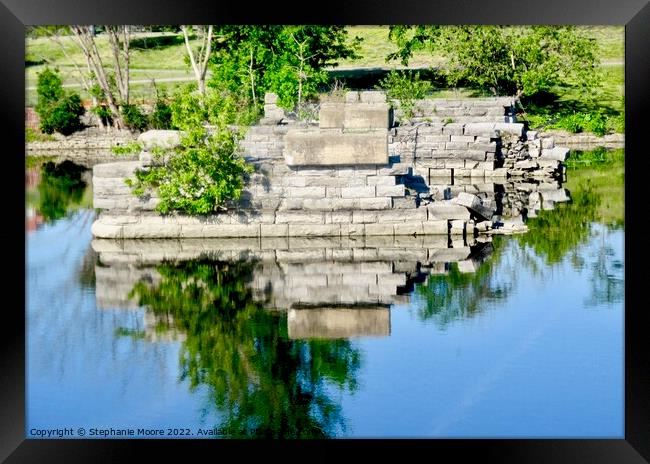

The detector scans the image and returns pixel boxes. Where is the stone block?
[377,184,406,197]
[358,198,392,210]
[451,135,475,143]
[366,175,397,186]
[541,137,555,149]
[422,220,448,235]
[288,224,340,237]
[260,224,289,237]
[376,208,427,222]
[394,222,424,236]
[365,223,395,236]
[454,192,495,221]
[494,122,524,136]
[427,203,471,220]
[93,161,142,178]
[342,186,376,198]
[276,211,324,224]
[264,93,279,104]
[289,187,326,199]
[284,129,388,166]
[442,123,464,135]
[137,130,182,150]
[359,91,387,103]
[541,147,569,161]
[319,102,345,129]
[344,103,391,130]
[449,219,466,235]
[446,141,469,150]
[345,91,359,103]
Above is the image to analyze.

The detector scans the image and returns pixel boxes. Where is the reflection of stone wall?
[287,308,390,339]
[93,235,493,340]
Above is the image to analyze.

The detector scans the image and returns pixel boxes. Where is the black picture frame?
[3,0,649,461]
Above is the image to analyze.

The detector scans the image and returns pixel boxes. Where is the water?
[25,155,624,438]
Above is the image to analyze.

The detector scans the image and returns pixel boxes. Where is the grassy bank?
[26,26,624,133]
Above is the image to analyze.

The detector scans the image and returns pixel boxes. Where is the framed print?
[3,0,649,461]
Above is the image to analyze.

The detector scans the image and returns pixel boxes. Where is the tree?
[180,25,213,95]
[387,26,599,99]
[69,25,132,129]
[126,259,361,437]
[34,67,85,135]
[209,26,361,110]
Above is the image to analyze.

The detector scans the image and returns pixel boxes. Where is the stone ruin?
[91,91,570,240]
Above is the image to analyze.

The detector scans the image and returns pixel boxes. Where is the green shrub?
[121,104,149,132]
[150,99,173,130]
[127,127,252,215]
[376,70,432,119]
[35,68,85,135]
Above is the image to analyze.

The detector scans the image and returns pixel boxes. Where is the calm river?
[26,152,624,438]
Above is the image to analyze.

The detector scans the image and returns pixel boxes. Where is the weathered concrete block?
[541,137,555,149]
[451,135,475,143]
[287,308,390,339]
[394,222,424,236]
[446,141,469,150]
[326,211,353,223]
[260,224,289,237]
[377,184,406,197]
[289,187,326,199]
[344,103,390,130]
[455,192,495,220]
[352,210,378,223]
[93,161,142,178]
[284,130,388,166]
[442,123,464,135]
[422,220,448,235]
[449,219,466,235]
[345,91,359,103]
[91,221,123,239]
[366,175,396,186]
[264,93,279,104]
[359,91,387,103]
[341,186,376,198]
[541,147,569,161]
[137,130,183,150]
[319,102,345,129]
[376,208,427,222]
[365,223,395,236]
[358,198,392,210]
[427,203,471,220]
[494,122,524,136]
[276,211,324,224]
[288,224,340,237]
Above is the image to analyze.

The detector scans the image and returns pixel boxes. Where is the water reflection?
[126,259,361,438]
[27,148,624,438]
[26,160,92,230]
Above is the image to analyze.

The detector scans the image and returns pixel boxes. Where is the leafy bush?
[150,99,173,130]
[376,70,431,119]
[35,68,85,135]
[121,104,149,132]
[112,141,143,156]
[127,127,252,215]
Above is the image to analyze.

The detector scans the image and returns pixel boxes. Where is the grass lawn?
[26,26,624,132]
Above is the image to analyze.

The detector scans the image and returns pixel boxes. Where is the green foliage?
[111,141,143,156]
[209,26,361,111]
[36,161,88,222]
[388,26,599,99]
[149,98,173,130]
[128,126,252,215]
[121,103,149,132]
[126,258,360,437]
[375,69,432,119]
[25,127,55,142]
[35,68,85,135]
[414,240,511,326]
[170,83,260,130]
[526,109,614,136]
